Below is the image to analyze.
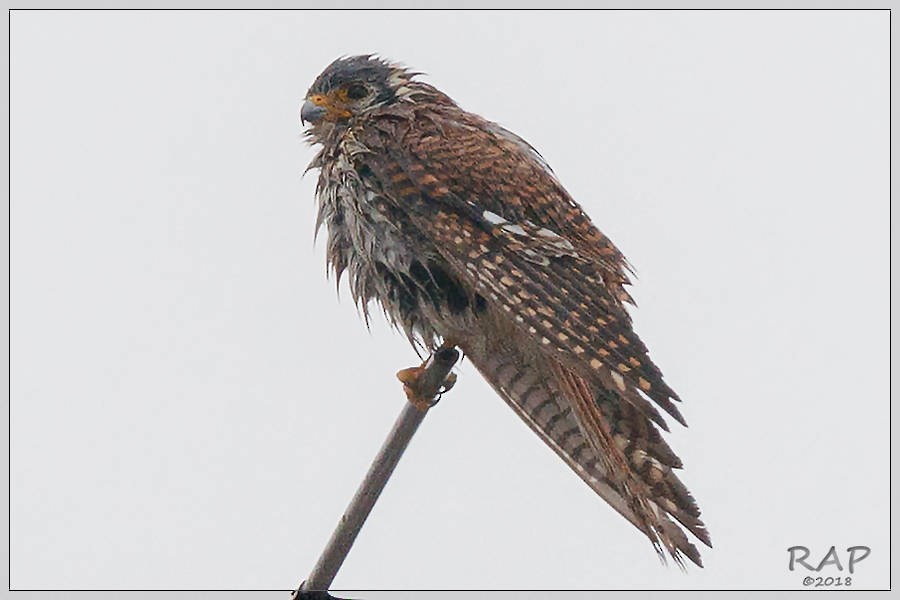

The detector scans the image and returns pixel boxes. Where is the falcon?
[300,55,711,567]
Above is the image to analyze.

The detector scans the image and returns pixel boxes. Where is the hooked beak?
[300,99,327,125]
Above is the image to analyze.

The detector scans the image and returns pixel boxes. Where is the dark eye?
[346,83,369,100]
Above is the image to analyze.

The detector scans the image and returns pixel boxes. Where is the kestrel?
[301,55,711,566]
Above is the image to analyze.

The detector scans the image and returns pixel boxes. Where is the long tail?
[463,335,711,567]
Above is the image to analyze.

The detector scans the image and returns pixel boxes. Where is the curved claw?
[439,372,457,394]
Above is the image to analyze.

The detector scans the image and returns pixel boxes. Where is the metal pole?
[295,347,459,597]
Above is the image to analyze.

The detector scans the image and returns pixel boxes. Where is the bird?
[300,55,711,567]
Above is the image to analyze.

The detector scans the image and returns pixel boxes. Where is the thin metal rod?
[296,347,459,596]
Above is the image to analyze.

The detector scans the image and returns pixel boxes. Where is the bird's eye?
[346,83,369,100]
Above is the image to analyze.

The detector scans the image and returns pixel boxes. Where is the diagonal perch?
[295,346,460,597]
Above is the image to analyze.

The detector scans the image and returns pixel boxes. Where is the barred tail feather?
[464,335,709,567]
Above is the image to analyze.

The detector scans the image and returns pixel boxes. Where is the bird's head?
[300,55,417,128]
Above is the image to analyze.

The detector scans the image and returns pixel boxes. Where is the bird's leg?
[396,342,459,411]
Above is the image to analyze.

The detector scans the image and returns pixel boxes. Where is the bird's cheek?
[325,107,353,121]
[318,95,354,121]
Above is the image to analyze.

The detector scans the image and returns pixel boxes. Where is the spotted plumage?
[301,55,710,567]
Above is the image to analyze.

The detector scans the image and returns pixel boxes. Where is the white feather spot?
[482,210,507,225]
[610,370,626,391]
[501,223,527,236]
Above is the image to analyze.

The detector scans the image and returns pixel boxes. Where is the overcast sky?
[10,9,889,591]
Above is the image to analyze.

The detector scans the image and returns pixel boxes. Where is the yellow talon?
[396,366,423,387]
[396,366,433,411]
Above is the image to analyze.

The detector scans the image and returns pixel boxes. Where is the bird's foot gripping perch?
[396,346,460,411]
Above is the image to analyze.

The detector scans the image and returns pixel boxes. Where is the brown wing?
[362,105,636,307]
[353,106,683,418]
[351,103,710,560]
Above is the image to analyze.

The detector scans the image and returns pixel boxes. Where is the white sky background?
[9,9,889,591]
